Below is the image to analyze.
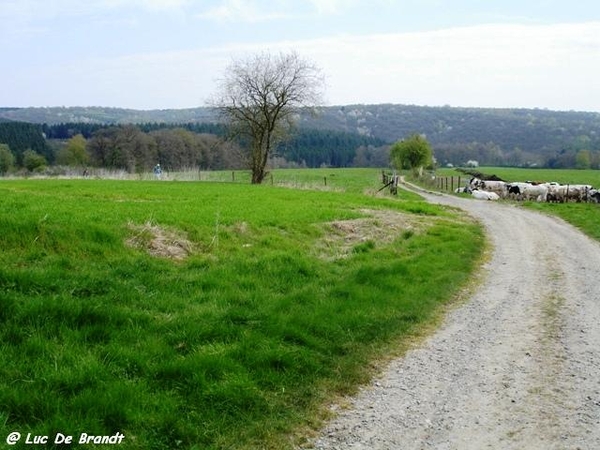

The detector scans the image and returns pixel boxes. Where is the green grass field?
[0,169,485,449]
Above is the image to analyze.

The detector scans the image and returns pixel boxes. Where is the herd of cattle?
[456,178,600,203]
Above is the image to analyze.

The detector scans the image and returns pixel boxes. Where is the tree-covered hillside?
[300,104,600,167]
[0,106,215,125]
[2,104,600,169]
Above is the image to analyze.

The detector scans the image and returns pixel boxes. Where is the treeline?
[277,129,386,167]
[84,126,241,172]
[42,122,385,168]
[41,122,227,140]
[5,104,600,169]
[0,121,388,174]
[0,122,241,173]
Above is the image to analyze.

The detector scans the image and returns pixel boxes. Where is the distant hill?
[303,104,600,147]
[2,104,600,167]
[0,106,215,125]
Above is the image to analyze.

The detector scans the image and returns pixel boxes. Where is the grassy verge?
[0,172,484,449]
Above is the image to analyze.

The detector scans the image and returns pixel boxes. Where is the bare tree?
[211,51,325,183]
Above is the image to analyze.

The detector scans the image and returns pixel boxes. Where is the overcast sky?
[1,0,600,111]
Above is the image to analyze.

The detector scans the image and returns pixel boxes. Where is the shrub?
[0,143,14,174]
[22,149,47,172]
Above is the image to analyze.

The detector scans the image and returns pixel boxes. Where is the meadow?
[0,169,485,449]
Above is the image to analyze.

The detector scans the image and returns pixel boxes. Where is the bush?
[390,134,433,173]
[0,143,14,174]
[22,149,47,172]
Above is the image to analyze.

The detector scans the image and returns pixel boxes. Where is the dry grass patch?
[316,209,424,260]
[126,221,194,260]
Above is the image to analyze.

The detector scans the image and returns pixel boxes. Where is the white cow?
[547,184,593,202]
[471,189,500,201]
[507,182,548,201]
[520,183,548,202]
[478,180,507,198]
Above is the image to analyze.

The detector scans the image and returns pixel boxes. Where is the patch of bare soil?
[126,221,194,261]
[315,209,422,260]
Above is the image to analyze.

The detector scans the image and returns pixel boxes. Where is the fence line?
[430,176,463,192]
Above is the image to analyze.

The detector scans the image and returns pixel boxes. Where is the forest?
[1,103,600,173]
[0,121,386,174]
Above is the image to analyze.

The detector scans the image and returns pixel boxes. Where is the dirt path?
[310,185,600,450]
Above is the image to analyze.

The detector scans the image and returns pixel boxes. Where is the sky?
[1,0,600,112]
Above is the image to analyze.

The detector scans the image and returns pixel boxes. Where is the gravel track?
[310,185,600,450]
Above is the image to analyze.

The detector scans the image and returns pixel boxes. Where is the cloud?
[0,0,188,21]
[4,20,600,111]
[100,0,190,11]
[196,0,364,23]
[0,0,190,44]
[8,48,233,109]
[307,0,349,15]
[288,21,600,110]
[196,0,294,23]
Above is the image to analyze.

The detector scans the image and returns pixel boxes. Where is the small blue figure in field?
[153,163,162,179]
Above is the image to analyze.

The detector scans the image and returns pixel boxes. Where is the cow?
[573,184,593,202]
[506,182,531,200]
[521,183,548,202]
[468,177,483,190]
[547,184,593,203]
[506,182,548,202]
[478,180,507,198]
[468,178,507,197]
[471,189,500,201]
[454,186,472,194]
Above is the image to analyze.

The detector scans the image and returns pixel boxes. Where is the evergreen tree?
[0,122,52,165]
